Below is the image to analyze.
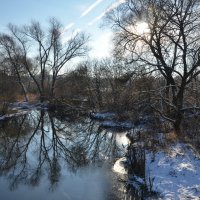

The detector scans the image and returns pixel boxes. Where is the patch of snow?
[90,112,116,120]
[0,102,49,121]
[177,162,195,172]
[10,102,48,111]
[0,116,6,121]
[113,157,128,174]
[132,141,145,148]
[116,133,130,147]
[132,175,145,185]
[0,111,29,121]
[100,121,134,130]
[128,175,146,191]
[146,143,200,199]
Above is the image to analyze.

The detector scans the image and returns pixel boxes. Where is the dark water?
[0,110,135,200]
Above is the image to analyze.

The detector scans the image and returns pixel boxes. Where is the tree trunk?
[173,84,185,132]
[50,75,56,99]
[173,111,183,133]
[20,82,29,102]
[15,69,29,102]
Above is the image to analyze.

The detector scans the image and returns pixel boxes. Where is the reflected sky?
[0,110,128,200]
[0,167,110,200]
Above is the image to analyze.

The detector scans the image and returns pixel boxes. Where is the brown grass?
[165,131,178,141]
[16,93,39,102]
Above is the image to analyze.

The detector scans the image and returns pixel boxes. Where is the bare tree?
[4,18,89,102]
[106,0,200,131]
[0,34,30,101]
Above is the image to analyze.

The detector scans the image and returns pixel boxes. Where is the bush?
[0,102,9,116]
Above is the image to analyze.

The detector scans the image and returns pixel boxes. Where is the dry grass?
[165,131,178,141]
[16,93,39,102]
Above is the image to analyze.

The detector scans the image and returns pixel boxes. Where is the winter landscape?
[0,0,200,199]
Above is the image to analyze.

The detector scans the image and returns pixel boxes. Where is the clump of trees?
[105,0,200,131]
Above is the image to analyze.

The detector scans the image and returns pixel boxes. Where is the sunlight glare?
[136,21,149,34]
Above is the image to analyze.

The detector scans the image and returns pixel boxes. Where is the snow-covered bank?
[90,112,116,120]
[100,120,134,130]
[113,157,128,175]
[147,143,200,199]
[0,102,49,121]
[90,112,134,130]
[0,110,29,121]
[112,133,200,199]
[10,102,48,110]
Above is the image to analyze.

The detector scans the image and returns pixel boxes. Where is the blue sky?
[0,0,125,59]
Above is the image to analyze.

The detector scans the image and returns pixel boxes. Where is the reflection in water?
[123,131,162,200]
[0,110,129,200]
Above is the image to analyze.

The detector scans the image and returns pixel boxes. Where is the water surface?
[0,110,131,200]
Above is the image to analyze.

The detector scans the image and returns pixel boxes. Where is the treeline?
[1,56,200,120]
[1,46,200,132]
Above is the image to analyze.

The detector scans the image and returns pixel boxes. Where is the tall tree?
[4,18,89,102]
[106,0,200,131]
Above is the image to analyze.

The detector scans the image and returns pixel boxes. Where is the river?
[0,110,135,200]
[1,109,200,199]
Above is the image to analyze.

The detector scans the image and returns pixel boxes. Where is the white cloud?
[107,0,126,11]
[80,0,105,18]
[63,22,75,32]
[88,0,126,26]
[88,12,105,26]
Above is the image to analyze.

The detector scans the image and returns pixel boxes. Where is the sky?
[0,0,125,61]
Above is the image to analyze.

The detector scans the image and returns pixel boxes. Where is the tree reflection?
[124,131,161,199]
[0,110,125,190]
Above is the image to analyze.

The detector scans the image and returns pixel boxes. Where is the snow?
[100,120,134,130]
[130,175,146,191]
[113,157,128,174]
[0,111,29,121]
[112,139,200,199]
[90,112,116,120]
[147,143,200,199]
[90,112,134,130]
[10,102,48,110]
[0,102,49,121]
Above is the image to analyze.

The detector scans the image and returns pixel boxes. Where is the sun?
[135,21,149,34]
